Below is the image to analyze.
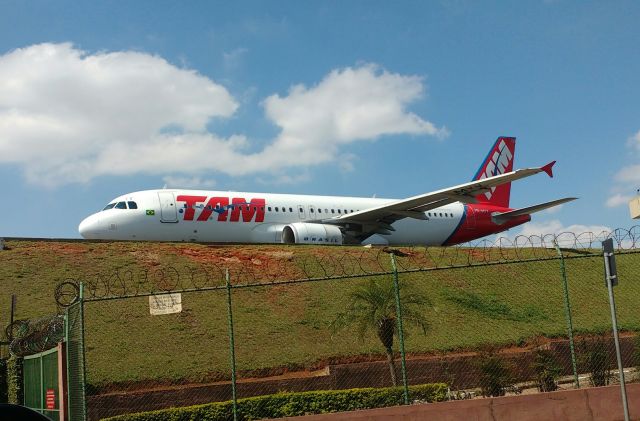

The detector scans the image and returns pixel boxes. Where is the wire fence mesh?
[66,300,86,421]
[3,231,640,420]
[67,248,640,420]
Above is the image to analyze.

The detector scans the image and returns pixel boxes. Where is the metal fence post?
[390,254,409,405]
[553,242,579,388]
[225,269,238,421]
[79,282,87,421]
[603,239,629,421]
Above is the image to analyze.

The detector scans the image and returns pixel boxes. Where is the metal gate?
[23,346,61,420]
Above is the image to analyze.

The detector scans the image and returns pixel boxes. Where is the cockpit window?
[127,201,138,209]
[115,202,127,209]
[103,203,116,211]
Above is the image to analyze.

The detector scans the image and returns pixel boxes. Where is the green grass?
[1,240,639,391]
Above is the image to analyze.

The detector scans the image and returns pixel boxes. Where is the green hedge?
[103,383,447,421]
[0,358,7,403]
[7,356,23,405]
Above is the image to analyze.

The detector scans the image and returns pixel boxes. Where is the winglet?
[541,161,556,178]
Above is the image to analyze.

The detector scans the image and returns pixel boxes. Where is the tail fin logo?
[477,139,514,201]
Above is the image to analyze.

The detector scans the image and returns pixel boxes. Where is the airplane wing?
[319,161,557,239]
[491,197,577,225]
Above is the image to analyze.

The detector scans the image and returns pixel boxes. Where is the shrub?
[477,351,514,397]
[102,383,448,421]
[0,358,7,403]
[7,356,23,405]
[532,348,561,392]
[579,337,612,387]
[633,333,640,382]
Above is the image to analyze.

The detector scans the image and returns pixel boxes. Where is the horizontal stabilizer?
[492,197,577,225]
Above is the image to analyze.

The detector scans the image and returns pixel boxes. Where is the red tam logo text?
[176,196,265,223]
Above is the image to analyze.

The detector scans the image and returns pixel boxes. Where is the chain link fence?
[3,229,640,420]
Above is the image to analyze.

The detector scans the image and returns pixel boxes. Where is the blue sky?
[0,1,638,239]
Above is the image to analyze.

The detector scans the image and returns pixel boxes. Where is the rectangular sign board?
[46,388,55,410]
[149,293,182,315]
[629,196,640,219]
[602,238,618,287]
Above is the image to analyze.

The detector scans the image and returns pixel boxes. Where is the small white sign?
[149,293,182,315]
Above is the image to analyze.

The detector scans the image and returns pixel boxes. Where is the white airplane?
[79,137,576,246]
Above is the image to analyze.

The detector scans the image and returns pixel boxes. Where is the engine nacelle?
[281,223,343,245]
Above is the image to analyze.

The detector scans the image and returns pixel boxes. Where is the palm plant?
[332,276,431,386]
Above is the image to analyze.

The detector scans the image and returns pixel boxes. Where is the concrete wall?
[284,383,640,421]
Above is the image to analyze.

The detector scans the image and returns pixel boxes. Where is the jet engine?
[281,223,343,245]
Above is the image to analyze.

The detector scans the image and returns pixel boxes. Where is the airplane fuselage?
[78,189,530,246]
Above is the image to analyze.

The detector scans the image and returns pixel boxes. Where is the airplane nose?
[79,214,103,239]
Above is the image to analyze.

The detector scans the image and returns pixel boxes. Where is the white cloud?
[628,129,640,149]
[0,43,237,186]
[0,44,446,187]
[543,204,564,214]
[230,64,448,174]
[256,170,311,186]
[606,193,633,208]
[503,220,612,248]
[615,164,640,184]
[162,175,216,189]
[607,130,640,206]
[514,220,611,238]
[223,47,248,71]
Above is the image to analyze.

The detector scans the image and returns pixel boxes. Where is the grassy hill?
[1,239,639,390]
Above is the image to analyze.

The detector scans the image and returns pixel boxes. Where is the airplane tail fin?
[472,136,516,208]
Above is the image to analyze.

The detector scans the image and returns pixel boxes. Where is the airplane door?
[158,192,178,222]
[465,206,476,229]
[298,205,305,219]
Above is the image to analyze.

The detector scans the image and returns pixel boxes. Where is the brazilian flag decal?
[146,210,155,216]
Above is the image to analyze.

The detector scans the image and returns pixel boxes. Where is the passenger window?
[261,207,265,211]
[268,207,272,211]
[115,202,127,209]
[275,207,279,212]
[439,213,442,217]
[310,208,314,213]
[127,201,138,209]
[350,210,353,213]
[103,203,116,211]
[331,209,335,214]
[338,209,341,214]
[325,209,328,213]
[289,207,293,212]
[318,209,322,213]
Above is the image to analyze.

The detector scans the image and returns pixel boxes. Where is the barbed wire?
[8,315,65,357]
[50,226,640,303]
